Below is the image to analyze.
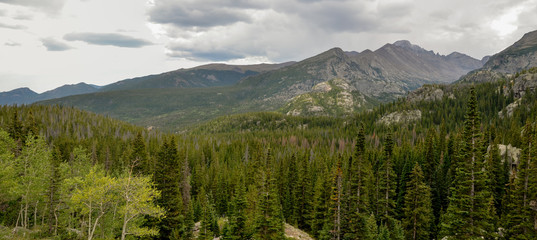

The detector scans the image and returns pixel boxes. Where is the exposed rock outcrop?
[406,85,455,103]
[377,110,422,125]
[282,78,371,116]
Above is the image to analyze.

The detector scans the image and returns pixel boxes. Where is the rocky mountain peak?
[392,40,428,53]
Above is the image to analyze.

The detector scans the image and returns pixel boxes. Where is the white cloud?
[0,0,66,15]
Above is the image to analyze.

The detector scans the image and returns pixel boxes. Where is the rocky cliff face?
[459,30,537,83]
[483,30,537,73]
[497,68,537,117]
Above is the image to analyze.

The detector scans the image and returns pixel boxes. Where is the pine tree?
[295,152,313,232]
[402,163,433,240]
[377,133,396,227]
[504,121,537,238]
[46,147,62,235]
[345,124,373,239]
[199,193,215,240]
[423,128,437,185]
[229,180,248,240]
[130,132,148,174]
[440,87,495,239]
[311,172,329,238]
[364,213,378,240]
[254,170,285,240]
[328,158,344,240]
[284,153,298,225]
[154,137,184,239]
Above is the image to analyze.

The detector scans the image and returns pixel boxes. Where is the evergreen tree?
[504,121,537,238]
[295,152,313,232]
[377,133,396,227]
[440,87,495,239]
[254,171,285,240]
[229,181,249,240]
[130,132,148,174]
[311,172,329,238]
[423,128,437,185]
[402,163,433,240]
[46,147,62,235]
[345,124,373,239]
[154,137,184,239]
[284,153,298,225]
[364,213,378,240]
[328,158,344,240]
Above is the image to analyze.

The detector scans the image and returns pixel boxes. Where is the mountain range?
[0,83,100,105]
[3,30,537,131]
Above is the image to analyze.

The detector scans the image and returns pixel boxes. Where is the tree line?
[1,72,537,239]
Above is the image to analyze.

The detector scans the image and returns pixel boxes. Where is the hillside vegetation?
[2,71,537,240]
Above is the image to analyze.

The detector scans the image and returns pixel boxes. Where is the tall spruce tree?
[402,163,433,240]
[295,152,313,232]
[440,87,495,239]
[130,132,148,175]
[504,121,537,238]
[254,170,285,240]
[229,180,248,240]
[345,124,373,239]
[329,158,344,240]
[377,133,396,227]
[154,137,184,239]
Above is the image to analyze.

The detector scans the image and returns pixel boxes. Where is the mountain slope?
[239,41,482,106]
[0,83,99,105]
[40,41,484,131]
[99,62,294,92]
[0,87,38,105]
[484,30,537,73]
[459,30,537,83]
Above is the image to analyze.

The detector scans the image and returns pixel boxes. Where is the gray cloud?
[63,32,153,48]
[41,38,72,51]
[0,0,65,14]
[149,0,537,62]
[0,22,27,30]
[148,0,252,28]
[167,45,246,61]
[5,41,20,47]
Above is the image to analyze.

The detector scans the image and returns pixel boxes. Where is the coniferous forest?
[2,69,537,239]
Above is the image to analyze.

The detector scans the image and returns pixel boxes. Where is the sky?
[1,0,536,93]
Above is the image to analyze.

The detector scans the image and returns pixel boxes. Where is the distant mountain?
[237,40,482,116]
[99,62,294,92]
[459,30,537,83]
[0,83,99,105]
[0,87,38,105]
[40,40,483,130]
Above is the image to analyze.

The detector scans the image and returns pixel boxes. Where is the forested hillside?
[2,68,537,239]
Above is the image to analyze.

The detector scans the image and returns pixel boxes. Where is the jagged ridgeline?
[2,68,537,239]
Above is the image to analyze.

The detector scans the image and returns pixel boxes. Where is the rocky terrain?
[405,84,456,103]
[377,110,422,125]
[281,78,374,116]
[459,30,537,83]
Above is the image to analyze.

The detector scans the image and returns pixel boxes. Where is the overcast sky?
[1,0,536,93]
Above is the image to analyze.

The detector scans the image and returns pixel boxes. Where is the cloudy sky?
[1,0,536,93]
